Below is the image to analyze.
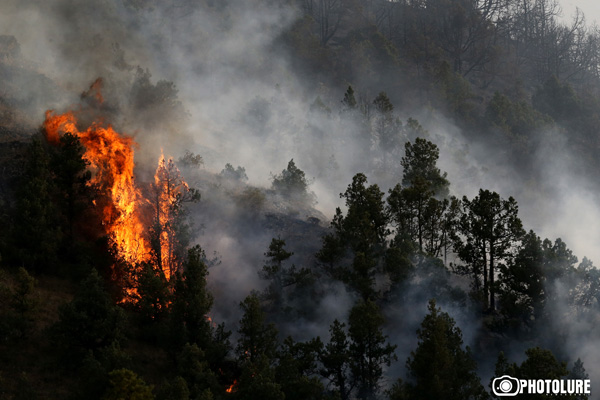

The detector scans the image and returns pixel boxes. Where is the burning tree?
[43,109,199,301]
[151,154,200,281]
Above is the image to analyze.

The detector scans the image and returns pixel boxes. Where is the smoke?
[3,0,600,392]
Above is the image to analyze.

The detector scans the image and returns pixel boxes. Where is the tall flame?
[43,111,150,294]
[153,153,190,280]
[43,109,192,298]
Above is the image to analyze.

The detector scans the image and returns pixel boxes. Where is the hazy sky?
[561,0,600,23]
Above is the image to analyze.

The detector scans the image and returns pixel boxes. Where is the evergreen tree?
[236,293,279,364]
[276,336,325,400]
[569,358,589,400]
[404,300,488,400]
[498,230,545,327]
[320,320,353,400]
[136,262,171,334]
[51,131,93,240]
[53,269,126,363]
[260,237,313,312]
[103,368,154,400]
[169,246,214,352]
[341,86,357,111]
[389,139,452,255]
[493,347,573,400]
[401,138,449,198]
[318,173,388,300]
[236,293,282,400]
[455,189,524,311]
[373,92,401,170]
[348,299,397,399]
[541,238,578,281]
[175,344,220,399]
[11,138,61,271]
[272,159,314,205]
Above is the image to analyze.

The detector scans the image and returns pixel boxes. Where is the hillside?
[0,1,599,399]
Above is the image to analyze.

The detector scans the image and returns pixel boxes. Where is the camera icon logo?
[492,375,521,396]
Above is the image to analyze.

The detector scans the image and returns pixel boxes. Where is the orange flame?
[226,380,238,393]
[43,110,150,297]
[43,108,193,300]
[153,153,191,280]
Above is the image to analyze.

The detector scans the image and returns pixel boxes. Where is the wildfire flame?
[226,380,238,393]
[153,153,189,280]
[43,110,150,266]
[42,109,190,299]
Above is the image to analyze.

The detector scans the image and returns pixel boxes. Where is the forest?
[0,0,600,399]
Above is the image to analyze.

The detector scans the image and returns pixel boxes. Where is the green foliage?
[456,189,524,311]
[348,299,397,399]
[498,230,545,329]
[310,96,332,115]
[156,376,190,400]
[272,159,314,205]
[338,173,388,255]
[236,293,278,364]
[178,151,204,169]
[175,344,219,399]
[532,76,581,123]
[236,355,285,400]
[434,61,475,119]
[262,238,294,279]
[260,237,314,312]
[341,86,357,111]
[388,139,454,259]
[136,262,170,330]
[320,320,352,400]
[401,138,449,198]
[220,163,248,181]
[103,368,154,400]
[541,238,578,281]
[276,337,325,400]
[494,347,572,400]
[169,246,214,352]
[10,138,61,271]
[130,67,187,129]
[404,300,488,400]
[373,92,402,169]
[318,173,388,300]
[52,269,126,370]
[486,92,551,141]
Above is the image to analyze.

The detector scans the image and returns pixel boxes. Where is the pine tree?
[373,92,401,170]
[404,300,488,400]
[103,368,155,400]
[11,138,61,271]
[53,269,126,363]
[456,189,524,311]
[388,139,452,255]
[271,159,314,205]
[169,246,214,352]
[236,293,278,364]
[276,336,325,400]
[236,293,283,400]
[498,230,545,327]
[401,138,449,198]
[320,320,353,400]
[348,299,397,399]
[341,86,357,111]
[318,173,388,300]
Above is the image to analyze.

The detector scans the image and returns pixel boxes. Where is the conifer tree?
[320,320,353,400]
[348,299,397,399]
[404,300,488,400]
